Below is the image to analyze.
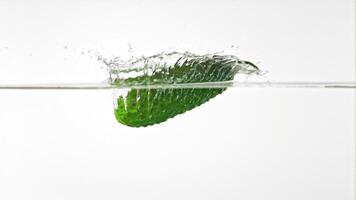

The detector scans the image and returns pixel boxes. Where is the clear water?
[0,52,354,200]
[0,88,354,199]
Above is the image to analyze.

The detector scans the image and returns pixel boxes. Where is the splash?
[99,51,261,85]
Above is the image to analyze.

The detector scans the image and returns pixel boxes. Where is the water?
[0,87,354,199]
[0,52,354,197]
[0,52,354,198]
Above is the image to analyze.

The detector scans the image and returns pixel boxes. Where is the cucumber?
[113,53,259,127]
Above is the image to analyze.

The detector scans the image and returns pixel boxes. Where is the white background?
[0,0,355,200]
[0,0,354,83]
